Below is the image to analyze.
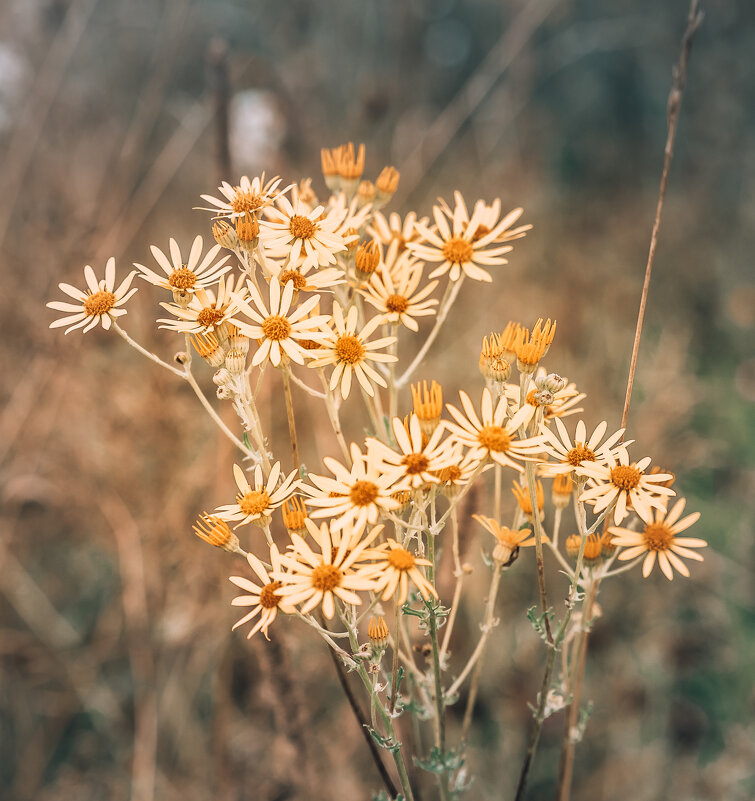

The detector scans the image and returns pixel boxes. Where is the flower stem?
[395,276,464,389]
[281,363,300,469]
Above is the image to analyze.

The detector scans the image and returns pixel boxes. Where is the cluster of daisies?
[47,143,705,646]
[197,364,704,640]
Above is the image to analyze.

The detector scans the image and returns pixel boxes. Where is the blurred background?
[0,0,753,799]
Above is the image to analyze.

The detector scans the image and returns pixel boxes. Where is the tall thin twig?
[620,0,703,432]
[555,4,703,800]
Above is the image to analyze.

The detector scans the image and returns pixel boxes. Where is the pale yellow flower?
[610,498,705,580]
[539,419,630,478]
[358,260,438,332]
[473,514,539,565]
[215,462,299,528]
[229,278,330,367]
[444,388,543,470]
[198,173,287,218]
[308,303,397,399]
[272,519,382,619]
[302,443,406,534]
[366,414,458,489]
[364,538,437,604]
[367,210,428,252]
[408,195,526,282]
[261,195,348,270]
[229,545,296,640]
[577,453,675,524]
[157,273,246,335]
[134,235,231,295]
[47,258,137,334]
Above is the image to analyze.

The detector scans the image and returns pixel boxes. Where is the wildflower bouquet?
[48,133,706,800]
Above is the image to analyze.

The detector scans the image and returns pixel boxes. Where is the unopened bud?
[551,473,573,508]
[281,496,308,534]
[193,513,240,553]
[225,347,246,374]
[174,351,188,365]
[368,616,390,650]
[355,240,381,278]
[216,385,233,400]
[357,180,375,207]
[212,219,238,249]
[172,289,191,308]
[213,368,232,386]
[235,212,259,252]
[375,166,399,207]
[535,372,567,395]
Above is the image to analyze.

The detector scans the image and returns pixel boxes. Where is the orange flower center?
[231,190,263,214]
[279,270,307,289]
[311,563,342,592]
[289,214,316,240]
[169,267,197,291]
[477,425,512,453]
[436,465,462,482]
[259,581,283,609]
[642,522,674,552]
[566,443,596,467]
[401,453,429,475]
[441,236,474,264]
[197,307,225,328]
[610,465,642,491]
[84,290,116,316]
[349,480,379,506]
[385,294,409,313]
[335,334,366,365]
[238,490,271,516]
[387,547,415,572]
[261,314,292,341]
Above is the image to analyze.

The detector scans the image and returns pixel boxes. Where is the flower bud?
[368,616,390,650]
[212,219,238,249]
[193,513,240,553]
[355,240,381,278]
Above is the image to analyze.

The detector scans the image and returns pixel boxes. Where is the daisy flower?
[272,519,381,619]
[358,260,439,332]
[271,259,345,294]
[198,173,287,218]
[215,462,299,529]
[437,191,532,244]
[539,419,630,478]
[308,303,397,399]
[302,443,405,533]
[363,538,437,604]
[610,498,705,580]
[260,195,348,270]
[228,545,296,640]
[157,273,246,335]
[505,376,586,421]
[367,211,428,252]
[407,195,524,282]
[473,514,539,566]
[445,388,543,471]
[134,235,231,296]
[229,278,330,367]
[366,414,458,489]
[47,258,138,334]
[434,452,491,497]
[577,453,676,524]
